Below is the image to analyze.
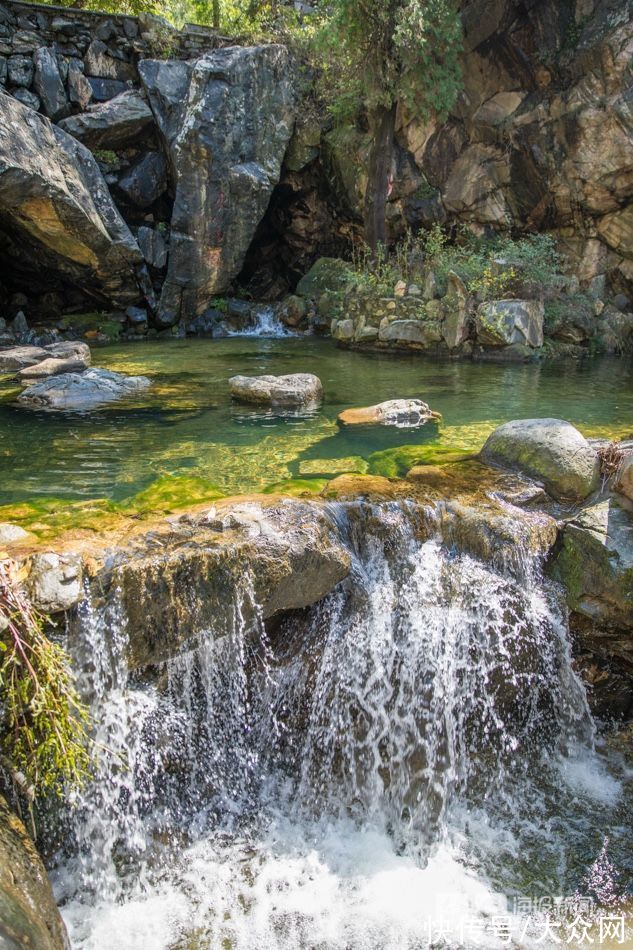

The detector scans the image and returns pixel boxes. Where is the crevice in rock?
[236,158,359,300]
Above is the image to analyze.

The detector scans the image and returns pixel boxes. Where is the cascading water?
[50,503,631,949]
[226,306,292,338]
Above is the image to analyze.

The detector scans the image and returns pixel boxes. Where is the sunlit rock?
[229,373,322,407]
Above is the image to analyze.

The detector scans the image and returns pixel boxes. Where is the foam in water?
[51,503,631,948]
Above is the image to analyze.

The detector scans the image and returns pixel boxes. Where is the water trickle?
[227,305,292,338]
[52,503,630,949]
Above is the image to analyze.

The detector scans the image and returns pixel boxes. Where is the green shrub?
[0,563,92,821]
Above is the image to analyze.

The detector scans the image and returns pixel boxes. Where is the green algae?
[119,475,224,515]
[367,444,475,478]
[262,478,329,496]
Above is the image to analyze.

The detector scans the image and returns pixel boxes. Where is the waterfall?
[226,305,292,338]
[51,503,629,949]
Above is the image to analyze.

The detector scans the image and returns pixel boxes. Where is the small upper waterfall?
[50,502,629,949]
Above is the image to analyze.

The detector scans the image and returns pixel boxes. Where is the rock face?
[0,92,144,308]
[615,453,633,502]
[115,500,351,669]
[229,373,322,407]
[338,399,441,427]
[476,299,544,348]
[0,795,68,950]
[480,418,600,502]
[139,45,296,325]
[57,90,155,149]
[550,498,633,663]
[18,368,150,411]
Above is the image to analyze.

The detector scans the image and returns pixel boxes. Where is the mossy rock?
[296,258,354,300]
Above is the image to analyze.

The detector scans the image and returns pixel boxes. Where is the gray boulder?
[117,150,168,208]
[33,47,67,120]
[27,552,83,613]
[58,90,154,150]
[11,88,40,111]
[7,54,33,88]
[0,93,144,308]
[476,299,544,348]
[229,373,322,407]
[137,226,168,269]
[84,39,136,82]
[0,346,49,372]
[481,418,600,502]
[67,59,92,110]
[88,78,130,102]
[18,368,150,411]
[140,45,296,326]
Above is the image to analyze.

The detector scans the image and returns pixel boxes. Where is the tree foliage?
[318,0,463,120]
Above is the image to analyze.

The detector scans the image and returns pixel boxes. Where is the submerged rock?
[229,373,323,407]
[338,399,441,427]
[480,418,600,502]
[18,368,150,411]
[0,795,69,950]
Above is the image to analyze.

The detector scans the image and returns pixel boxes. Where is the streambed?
[0,339,632,531]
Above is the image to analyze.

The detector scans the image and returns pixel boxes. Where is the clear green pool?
[1,338,632,530]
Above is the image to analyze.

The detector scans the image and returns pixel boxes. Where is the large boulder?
[0,92,144,307]
[338,399,441,427]
[117,150,169,208]
[57,90,155,150]
[480,418,600,502]
[476,299,544,348]
[229,373,322,407]
[0,795,68,950]
[114,500,351,669]
[17,368,150,411]
[139,46,296,326]
[551,498,633,645]
[18,356,90,382]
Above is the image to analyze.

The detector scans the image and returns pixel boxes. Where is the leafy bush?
[0,563,91,817]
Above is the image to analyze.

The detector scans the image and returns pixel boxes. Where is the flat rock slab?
[18,356,90,381]
[0,345,49,372]
[338,399,441,427]
[229,373,323,407]
[58,90,154,149]
[18,368,150,411]
[480,418,600,502]
[1,342,91,373]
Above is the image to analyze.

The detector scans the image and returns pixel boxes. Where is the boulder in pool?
[480,418,600,502]
[338,399,441,428]
[0,345,49,372]
[18,355,90,382]
[229,373,323,407]
[18,368,150,411]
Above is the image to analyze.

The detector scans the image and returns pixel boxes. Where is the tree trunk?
[364,101,397,253]
[212,0,220,29]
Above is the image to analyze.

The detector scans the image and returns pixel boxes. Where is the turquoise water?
[0,338,632,517]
